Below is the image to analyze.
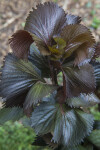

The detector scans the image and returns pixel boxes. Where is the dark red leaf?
[93,42,100,59]
[24,2,66,54]
[61,24,95,65]
[66,14,81,25]
[63,62,96,98]
[3,90,28,108]
[9,30,33,59]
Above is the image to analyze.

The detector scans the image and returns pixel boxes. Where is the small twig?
[0,14,23,31]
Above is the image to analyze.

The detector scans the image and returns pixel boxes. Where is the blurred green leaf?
[21,22,25,27]
[95,4,100,9]
[90,10,96,16]
[88,130,100,148]
[90,105,100,120]
[0,107,24,125]
[91,17,100,29]
[86,2,92,8]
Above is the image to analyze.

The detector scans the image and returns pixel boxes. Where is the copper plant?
[0,2,100,150]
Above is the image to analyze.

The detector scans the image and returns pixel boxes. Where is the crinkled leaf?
[31,103,56,134]
[93,42,100,59]
[24,2,66,55]
[24,82,57,108]
[66,93,100,108]
[91,61,100,86]
[88,130,100,148]
[28,44,50,77]
[66,14,81,25]
[63,62,95,98]
[0,107,24,125]
[3,90,28,108]
[0,54,42,100]
[61,24,95,65]
[9,30,33,59]
[31,103,94,147]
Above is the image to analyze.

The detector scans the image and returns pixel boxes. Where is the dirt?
[0,0,100,66]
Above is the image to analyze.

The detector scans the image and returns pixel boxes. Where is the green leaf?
[0,107,24,125]
[86,2,92,8]
[88,130,100,148]
[24,82,57,108]
[31,102,94,147]
[63,62,95,98]
[66,93,100,108]
[90,104,100,120]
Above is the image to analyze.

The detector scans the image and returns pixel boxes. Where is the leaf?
[66,14,81,25]
[31,102,94,147]
[24,81,57,108]
[53,37,66,50]
[88,130,100,148]
[31,103,56,134]
[3,90,28,107]
[0,54,42,103]
[24,2,66,55]
[28,44,50,77]
[21,117,31,127]
[94,120,100,130]
[91,61,100,86]
[0,107,24,125]
[66,93,100,108]
[32,136,48,146]
[9,30,33,59]
[63,62,95,98]
[93,42,100,59]
[59,144,93,150]
[61,24,95,65]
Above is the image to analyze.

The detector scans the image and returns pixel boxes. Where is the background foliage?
[0,121,50,150]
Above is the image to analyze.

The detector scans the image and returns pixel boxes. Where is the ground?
[0,0,100,66]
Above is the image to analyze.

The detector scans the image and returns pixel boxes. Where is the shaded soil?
[0,0,100,66]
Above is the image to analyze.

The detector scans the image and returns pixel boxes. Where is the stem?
[61,66,67,102]
[98,104,100,112]
[63,72,67,99]
[53,68,58,85]
[48,59,58,85]
[48,59,55,84]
